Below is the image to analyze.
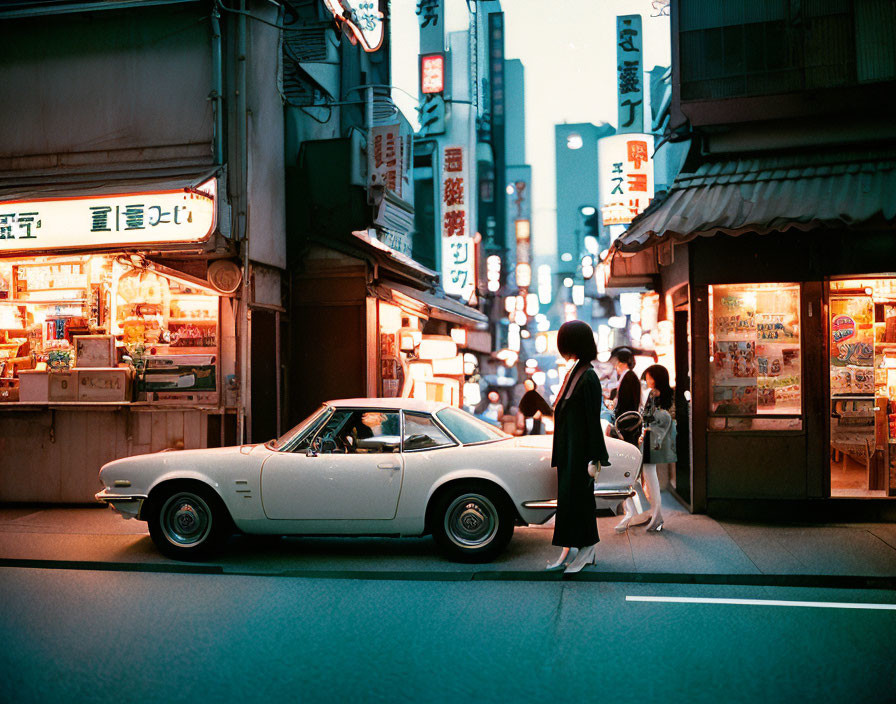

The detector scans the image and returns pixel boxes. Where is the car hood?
[100,444,263,484]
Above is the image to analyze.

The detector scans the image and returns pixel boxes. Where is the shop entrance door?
[828,278,896,497]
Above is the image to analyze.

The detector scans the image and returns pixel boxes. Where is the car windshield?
[436,407,510,445]
[268,405,330,450]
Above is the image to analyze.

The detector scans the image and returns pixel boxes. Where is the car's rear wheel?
[147,484,230,561]
[431,483,514,563]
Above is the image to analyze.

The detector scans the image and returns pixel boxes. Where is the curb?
[2,557,895,590]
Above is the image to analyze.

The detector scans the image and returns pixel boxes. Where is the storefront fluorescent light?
[379,302,403,334]
[450,328,467,347]
[572,284,585,306]
[418,335,457,360]
[526,293,539,316]
[608,316,627,329]
[432,354,464,376]
[409,361,434,380]
[399,327,422,351]
[584,236,598,255]
[516,263,532,288]
[508,324,521,352]
[504,296,517,313]
[463,382,481,406]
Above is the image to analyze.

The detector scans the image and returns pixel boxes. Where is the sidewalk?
[1,492,895,586]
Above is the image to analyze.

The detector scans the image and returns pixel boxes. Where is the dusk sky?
[390,0,672,260]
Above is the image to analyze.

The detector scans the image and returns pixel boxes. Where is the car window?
[436,407,510,444]
[315,410,401,454]
[402,411,455,451]
[271,405,330,451]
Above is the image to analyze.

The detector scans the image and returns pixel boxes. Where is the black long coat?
[551,362,612,548]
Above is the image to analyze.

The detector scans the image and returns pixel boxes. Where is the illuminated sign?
[421,53,445,94]
[598,133,654,226]
[0,180,216,253]
[440,145,475,303]
[324,0,384,53]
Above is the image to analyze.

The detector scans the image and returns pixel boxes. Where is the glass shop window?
[708,283,802,430]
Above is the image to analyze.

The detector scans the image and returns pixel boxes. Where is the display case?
[708,283,802,430]
[0,254,220,405]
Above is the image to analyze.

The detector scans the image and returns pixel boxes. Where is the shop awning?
[0,166,220,202]
[613,148,896,254]
[374,281,488,329]
[351,230,439,287]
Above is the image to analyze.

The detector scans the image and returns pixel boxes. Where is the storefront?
[608,151,896,520]
[0,173,241,503]
[287,232,488,425]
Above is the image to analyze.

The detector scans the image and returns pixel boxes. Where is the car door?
[260,409,404,520]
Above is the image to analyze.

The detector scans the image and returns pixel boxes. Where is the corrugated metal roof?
[614,147,896,253]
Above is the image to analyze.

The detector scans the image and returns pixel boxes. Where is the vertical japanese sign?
[417,0,445,137]
[488,11,507,254]
[616,15,643,134]
[368,124,403,198]
[598,133,654,226]
[441,145,475,303]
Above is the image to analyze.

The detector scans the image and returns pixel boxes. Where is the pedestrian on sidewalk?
[616,363,676,534]
[516,379,552,435]
[611,348,642,445]
[547,320,611,574]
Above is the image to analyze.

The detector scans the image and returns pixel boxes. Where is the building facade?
[609,0,896,520]
[0,0,286,502]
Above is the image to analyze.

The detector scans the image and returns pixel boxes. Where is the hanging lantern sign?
[323,0,385,53]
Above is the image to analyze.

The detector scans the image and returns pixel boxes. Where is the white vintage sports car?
[96,398,642,562]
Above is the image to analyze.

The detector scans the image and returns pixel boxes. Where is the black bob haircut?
[557,320,597,362]
[642,364,673,409]
[613,348,635,369]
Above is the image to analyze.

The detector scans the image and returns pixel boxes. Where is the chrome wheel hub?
[160,493,212,547]
[445,494,498,549]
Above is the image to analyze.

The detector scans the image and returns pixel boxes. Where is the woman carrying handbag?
[615,364,676,533]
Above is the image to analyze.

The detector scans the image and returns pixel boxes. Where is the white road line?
[626,596,896,611]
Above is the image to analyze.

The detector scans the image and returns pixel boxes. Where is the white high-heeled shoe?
[546,547,576,571]
[615,515,633,534]
[645,514,664,532]
[564,545,596,574]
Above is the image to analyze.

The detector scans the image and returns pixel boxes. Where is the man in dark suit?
[612,348,642,445]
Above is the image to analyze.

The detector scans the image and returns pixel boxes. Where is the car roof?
[326,397,451,413]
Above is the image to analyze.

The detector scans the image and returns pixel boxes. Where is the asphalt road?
[1,567,894,703]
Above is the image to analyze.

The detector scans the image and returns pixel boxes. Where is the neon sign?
[324,0,384,53]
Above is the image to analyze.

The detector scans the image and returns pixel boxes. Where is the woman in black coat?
[548,320,612,574]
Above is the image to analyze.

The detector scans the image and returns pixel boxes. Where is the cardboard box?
[78,367,131,402]
[74,335,116,368]
[0,379,18,402]
[49,371,78,401]
[18,370,49,402]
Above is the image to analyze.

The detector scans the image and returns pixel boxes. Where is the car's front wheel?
[147,483,231,561]
[431,483,515,563]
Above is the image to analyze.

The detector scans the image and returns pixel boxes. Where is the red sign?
[421,54,445,94]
